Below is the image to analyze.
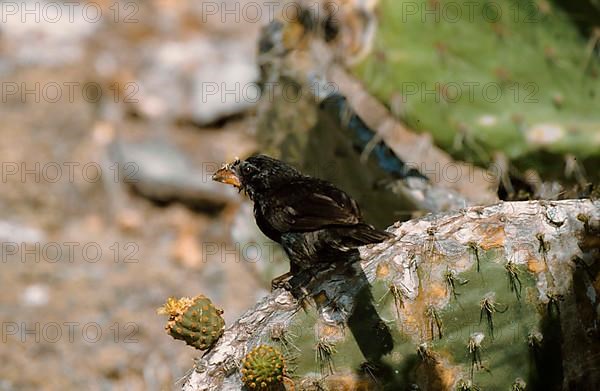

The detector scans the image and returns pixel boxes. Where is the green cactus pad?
[274,245,556,389]
[157,295,225,350]
[353,0,600,173]
[241,345,286,390]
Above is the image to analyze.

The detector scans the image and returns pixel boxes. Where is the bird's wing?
[265,179,362,232]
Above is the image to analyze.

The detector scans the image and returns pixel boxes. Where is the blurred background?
[0,0,598,389]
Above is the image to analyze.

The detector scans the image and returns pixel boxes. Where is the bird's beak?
[212,165,242,188]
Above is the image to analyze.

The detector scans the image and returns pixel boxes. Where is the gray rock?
[134,36,260,125]
[1,1,98,66]
[190,40,260,125]
[109,140,237,208]
[0,221,46,243]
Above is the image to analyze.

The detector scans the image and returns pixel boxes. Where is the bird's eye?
[242,165,254,175]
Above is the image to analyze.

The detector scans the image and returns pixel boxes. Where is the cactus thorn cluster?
[511,377,527,390]
[456,379,481,391]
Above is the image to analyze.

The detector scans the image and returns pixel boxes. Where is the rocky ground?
[0,1,282,389]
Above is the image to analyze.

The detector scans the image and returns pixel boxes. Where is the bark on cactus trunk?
[183,199,600,390]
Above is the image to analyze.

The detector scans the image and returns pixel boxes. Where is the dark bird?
[212,155,393,291]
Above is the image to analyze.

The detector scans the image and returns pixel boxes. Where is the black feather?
[227,155,393,274]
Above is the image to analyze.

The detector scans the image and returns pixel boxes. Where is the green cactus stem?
[157,295,225,350]
[241,345,286,390]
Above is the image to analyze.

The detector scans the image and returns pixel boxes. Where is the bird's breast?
[253,202,282,243]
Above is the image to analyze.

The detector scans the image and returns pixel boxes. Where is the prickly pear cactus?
[241,345,286,390]
[181,200,600,390]
[353,0,600,171]
[258,200,600,390]
[275,247,548,390]
[157,295,225,350]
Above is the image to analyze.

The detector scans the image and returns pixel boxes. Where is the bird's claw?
[271,273,312,305]
[271,272,293,292]
[271,279,293,292]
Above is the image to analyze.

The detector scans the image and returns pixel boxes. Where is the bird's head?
[212,154,301,198]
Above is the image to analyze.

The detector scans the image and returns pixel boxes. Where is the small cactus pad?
[157,295,225,350]
[241,345,285,390]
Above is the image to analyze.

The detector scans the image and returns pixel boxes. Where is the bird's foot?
[271,271,313,304]
[271,272,293,292]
